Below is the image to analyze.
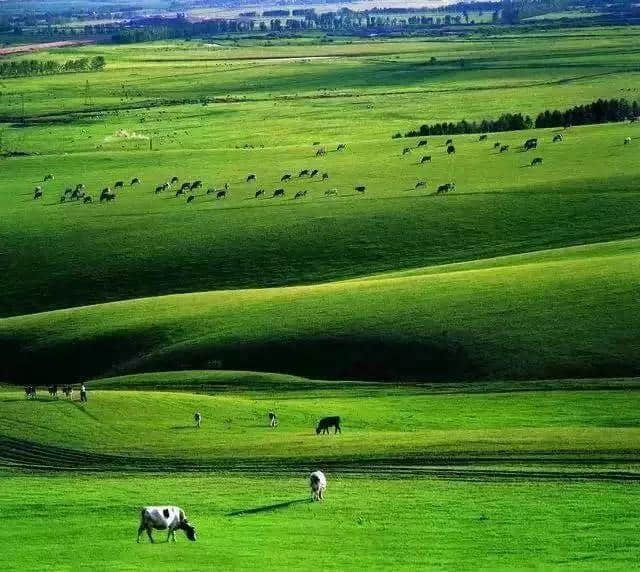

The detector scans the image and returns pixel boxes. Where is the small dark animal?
[316,416,341,435]
[114,181,124,189]
[524,138,538,150]
[402,147,412,155]
[83,196,92,203]
[325,188,338,197]
[553,134,563,142]
[62,385,72,399]
[281,173,292,182]
[216,190,227,199]
[336,143,346,151]
[155,185,164,194]
[33,187,43,199]
[436,183,455,194]
[321,173,329,181]
[298,169,309,178]
[531,157,543,166]
[355,185,366,193]
[191,180,203,190]
[310,169,319,177]
[494,142,501,149]
[131,177,141,186]
[445,139,453,146]
[479,134,487,141]
[224,183,230,190]
[44,174,54,182]
[417,139,428,147]
[447,145,456,155]
[171,176,179,184]
[500,145,510,153]
[415,180,426,189]
[420,155,432,164]
[48,385,58,399]
[294,190,307,198]
[247,174,257,182]
[186,195,195,203]
[273,188,285,197]
[255,189,265,198]
[316,147,326,157]
[176,188,185,197]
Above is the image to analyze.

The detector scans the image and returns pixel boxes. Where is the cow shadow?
[227,498,310,517]
[171,425,196,430]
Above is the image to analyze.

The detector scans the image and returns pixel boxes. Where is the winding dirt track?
[0,40,95,56]
[3,436,640,481]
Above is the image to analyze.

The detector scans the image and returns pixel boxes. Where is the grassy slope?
[1,30,640,316]
[1,238,638,382]
[3,381,640,461]
[6,473,639,571]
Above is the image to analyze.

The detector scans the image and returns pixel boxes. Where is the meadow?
[2,26,640,570]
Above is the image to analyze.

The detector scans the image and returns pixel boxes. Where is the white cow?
[624,137,632,145]
[309,471,327,501]
[137,506,197,543]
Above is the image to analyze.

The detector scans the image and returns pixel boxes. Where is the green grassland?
[2,27,640,570]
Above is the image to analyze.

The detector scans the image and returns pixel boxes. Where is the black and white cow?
[137,506,197,543]
[309,471,327,501]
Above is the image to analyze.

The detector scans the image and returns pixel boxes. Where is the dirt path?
[0,40,96,57]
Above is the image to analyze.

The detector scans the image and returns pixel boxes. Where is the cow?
[176,188,185,197]
[171,176,179,184]
[309,471,327,501]
[402,147,412,155]
[114,181,124,189]
[273,188,285,197]
[162,182,171,191]
[524,138,538,150]
[298,169,309,178]
[155,185,164,194]
[33,188,43,199]
[445,139,453,146]
[294,190,307,198]
[131,177,141,186]
[75,183,85,192]
[479,134,487,141]
[64,188,73,196]
[325,188,338,197]
[268,410,278,428]
[436,183,455,194]
[355,185,366,193]
[48,385,58,399]
[216,190,227,199]
[310,169,319,178]
[316,416,341,435]
[186,195,195,203]
[337,143,346,151]
[137,506,197,544]
[255,189,265,198]
[415,180,426,189]
[25,385,36,399]
[494,142,501,149]
[447,145,456,155]
[281,173,292,182]
[100,191,116,202]
[531,157,543,166]
[500,145,510,153]
[191,180,203,190]
[247,174,256,182]
[180,182,191,191]
[224,183,230,191]
[420,155,431,164]
[60,195,66,203]
[553,134,563,142]
[44,174,54,182]
[316,147,326,157]
[321,173,329,181]
[624,137,632,145]
[417,139,428,147]
[83,196,92,203]
[62,385,73,399]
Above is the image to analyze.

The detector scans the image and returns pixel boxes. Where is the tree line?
[0,56,105,79]
[404,98,639,137]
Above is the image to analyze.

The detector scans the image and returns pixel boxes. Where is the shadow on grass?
[171,425,196,430]
[227,498,310,517]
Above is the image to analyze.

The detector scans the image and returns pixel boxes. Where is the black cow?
[420,155,432,164]
[33,188,43,199]
[171,176,179,184]
[48,385,58,399]
[186,195,195,203]
[273,188,285,197]
[403,147,412,155]
[336,143,346,151]
[294,190,307,198]
[191,180,203,190]
[131,177,141,186]
[531,157,543,166]
[216,190,227,199]
[310,169,319,177]
[355,185,366,193]
[524,138,538,151]
[321,173,329,181]
[298,169,309,178]
[553,134,563,142]
[114,181,124,189]
[155,185,164,194]
[479,134,487,141]
[447,145,455,155]
[437,183,455,194]
[180,182,191,191]
[316,416,341,435]
[417,139,428,147]
[255,189,265,198]
[281,174,292,182]
[500,145,509,153]
[494,142,501,149]
[445,138,453,146]
[247,174,256,182]
[316,147,326,157]
[83,196,92,203]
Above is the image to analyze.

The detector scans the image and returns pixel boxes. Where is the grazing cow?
[524,138,538,150]
[224,183,230,191]
[176,188,185,197]
[336,143,346,151]
[186,195,195,203]
[420,155,432,164]
[48,385,58,399]
[310,169,319,177]
[624,137,632,145]
[316,416,341,435]
[268,410,278,427]
[298,169,309,178]
[321,173,329,181]
[60,195,66,203]
[255,189,265,198]
[131,177,141,186]
[25,385,36,399]
[309,471,327,501]
[44,174,54,182]
[162,182,171,191]
[417,139,428,147]
[531,157,543,166]
[479,134,487,141]
[445,139,453,146]
[294,190,307,198]
[355,185,366,193]
[62,385,73,399]
[281,174,292,182]
[83,196,92,203]
[500,145,510,153]
[436,183,455,194]
[64,188,73,196]
[553,134,563,142]
[494,141,501,149]
[191,180,203,190]
[403,147,412,155]
[247,174,257,182]
[100,192,116,202]
[155,185,164,194]
[316,147,326,157]
[325,188,338,197]
[216,190,227,199]
[447,145,456,155]
[415,180,426,189]
[114,181,124,189]
[273,188,285,198]
[171,176,179,184]
[137,506,197,544]
[180,182,191,191]
[33,186,43,199]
